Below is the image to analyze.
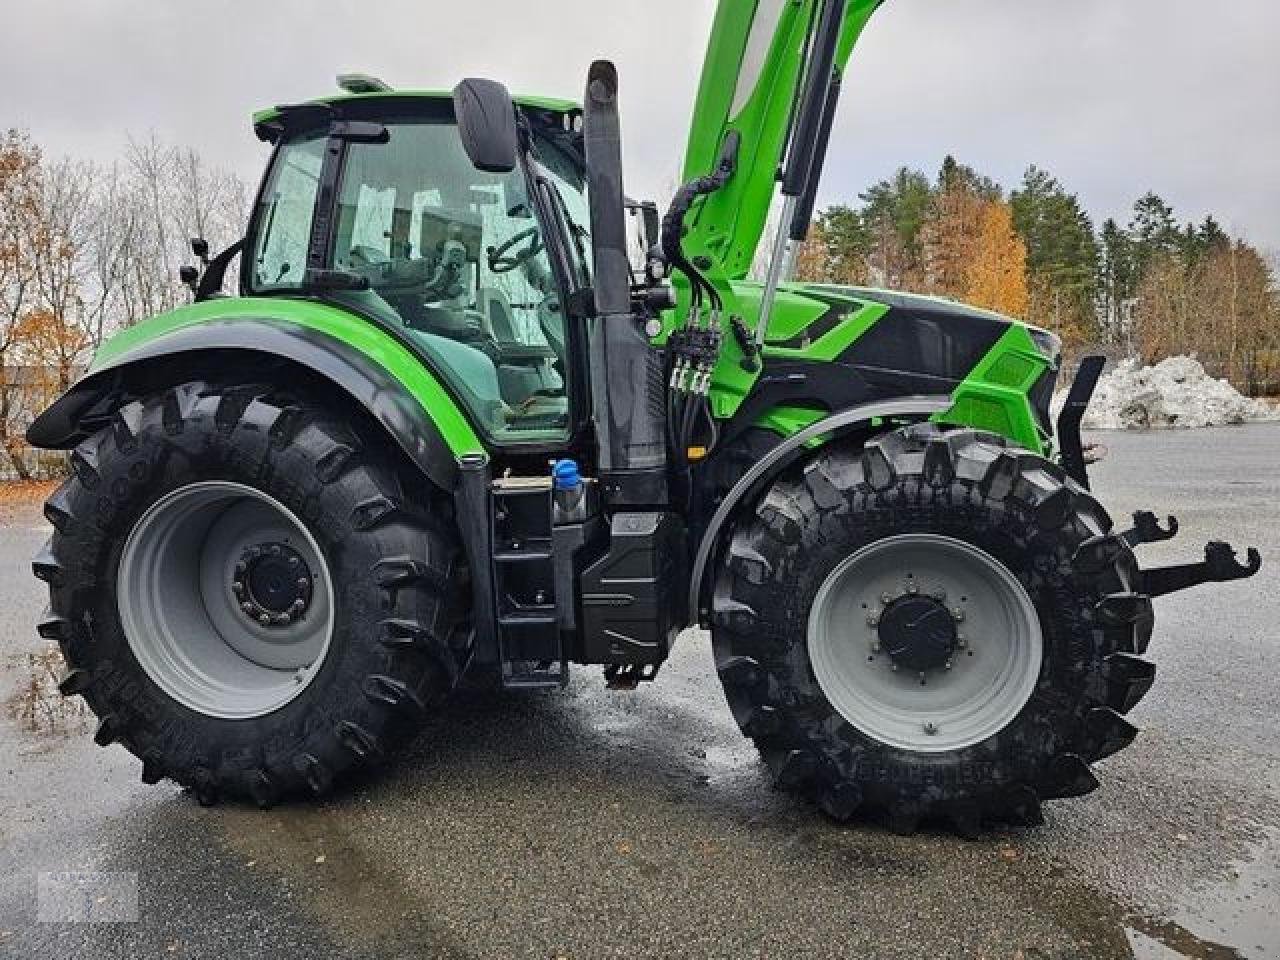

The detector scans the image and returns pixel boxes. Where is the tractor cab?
[248,91,593,444]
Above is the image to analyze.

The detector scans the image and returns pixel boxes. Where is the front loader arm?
[680,0,884,282]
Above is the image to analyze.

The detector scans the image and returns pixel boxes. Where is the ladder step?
[494,549,553,563]
[501,661,567,690]
[498,608,557,627]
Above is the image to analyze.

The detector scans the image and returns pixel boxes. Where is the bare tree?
[0,130,42,478]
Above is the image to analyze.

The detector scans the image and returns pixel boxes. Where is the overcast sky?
[4,0,1278,254]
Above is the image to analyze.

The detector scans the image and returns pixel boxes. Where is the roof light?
[336,74,392,94]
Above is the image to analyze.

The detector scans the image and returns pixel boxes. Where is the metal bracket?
[604,662,661,690]
[1140,541,1262,598]
[1120,510,1179,548]
[1057,355,1105,489]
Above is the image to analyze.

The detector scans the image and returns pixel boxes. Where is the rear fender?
[27,316,482,492]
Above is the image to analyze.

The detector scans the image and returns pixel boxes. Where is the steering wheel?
[486,227,543,274]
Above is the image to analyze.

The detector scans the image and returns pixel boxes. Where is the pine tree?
[1010,166,1099,343]
[817,205,872,282]
[859,167,932,287]
[1098,218,1136,346]
[1128,191,1180,280]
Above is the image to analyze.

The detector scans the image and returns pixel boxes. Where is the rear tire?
[33,380,469,806]
[711,424,1156,833]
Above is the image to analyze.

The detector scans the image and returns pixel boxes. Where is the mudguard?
[688,395,952,623]
[27,310,483,492]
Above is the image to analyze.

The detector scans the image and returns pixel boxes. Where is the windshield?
[246,113,590,444]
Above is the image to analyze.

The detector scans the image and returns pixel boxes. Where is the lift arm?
[679,0,885,283]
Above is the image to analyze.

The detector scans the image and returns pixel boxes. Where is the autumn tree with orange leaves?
[965,201,1029,318]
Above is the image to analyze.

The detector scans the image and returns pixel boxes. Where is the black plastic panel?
[579,512,687,665]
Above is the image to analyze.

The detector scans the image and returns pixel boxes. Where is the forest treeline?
[794,156,1280,396]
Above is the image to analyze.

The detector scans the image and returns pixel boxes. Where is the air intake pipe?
[583,60,668,506]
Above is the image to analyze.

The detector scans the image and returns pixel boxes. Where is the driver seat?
[477,286,520,344]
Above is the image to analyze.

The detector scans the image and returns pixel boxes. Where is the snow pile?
[1069,356,1277,429]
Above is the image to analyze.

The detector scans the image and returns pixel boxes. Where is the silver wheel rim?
[807,533,1042,753]
[117,481,335,719]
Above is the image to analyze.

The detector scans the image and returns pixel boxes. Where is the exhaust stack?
[583,60,667,506]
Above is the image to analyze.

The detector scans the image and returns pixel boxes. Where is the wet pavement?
[1,424,1278,959]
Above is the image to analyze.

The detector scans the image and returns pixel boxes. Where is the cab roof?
[252,89,580,128]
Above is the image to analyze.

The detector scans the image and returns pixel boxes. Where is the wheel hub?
[118,481,335,719]
[233,543,312,626]
[807,533,1043,753]
[877,595,957,672]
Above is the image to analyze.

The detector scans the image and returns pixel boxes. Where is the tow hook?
[1139,540,1262,598]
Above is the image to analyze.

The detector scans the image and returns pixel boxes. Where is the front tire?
[34,380,469,806]
[711,424,1156,833]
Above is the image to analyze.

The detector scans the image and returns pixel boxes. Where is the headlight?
[1027,326,1062,369]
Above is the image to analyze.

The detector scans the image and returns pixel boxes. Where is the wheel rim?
[118,481,335,720]
[807,533,1042,753]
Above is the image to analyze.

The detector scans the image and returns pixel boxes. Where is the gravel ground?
[1,425,1277,960]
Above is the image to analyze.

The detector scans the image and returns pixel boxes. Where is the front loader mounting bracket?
[1139,541,1262,598]
[1057,355,1105,489]
[1120,510,1179,548]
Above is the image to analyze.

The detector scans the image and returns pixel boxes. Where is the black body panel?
[837,301,1009,383]
[579,511,687,664]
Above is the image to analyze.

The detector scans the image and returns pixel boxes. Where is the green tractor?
[29,0,1259,830]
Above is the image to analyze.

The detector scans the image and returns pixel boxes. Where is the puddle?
[1124,829,1279,959]
[4,642,90,739]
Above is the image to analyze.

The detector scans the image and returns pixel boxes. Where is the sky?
[3,0,1278,255]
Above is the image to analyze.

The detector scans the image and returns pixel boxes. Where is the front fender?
[688,395,952,623]
[28,303,484,492]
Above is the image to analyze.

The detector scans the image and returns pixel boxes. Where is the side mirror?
[452,78,518,173]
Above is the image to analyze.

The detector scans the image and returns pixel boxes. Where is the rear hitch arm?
[1139,541,1262,598]
[1120,510,1179,548]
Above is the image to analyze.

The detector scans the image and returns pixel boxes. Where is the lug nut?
[235,561,247,574]
[944,660,953,670]
[867,614,880,627]
[870,642,881,654]
[241,602,254,614]
[932,588,946,601]
[297,578,309,590]
[919,672,927,685]
[890,663,898,672]
[232,581,244,596]
[956,635,966,647]
[952,608,965,622]
[294,668,307,684]
[923,722,938,736]
[906,583,918,595]
[881,592,894,605]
